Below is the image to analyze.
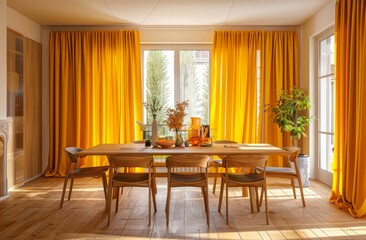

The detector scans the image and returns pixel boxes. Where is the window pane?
[318,76,335,132]
[318,34,335,175]
[179,50,210,125]
[143,50,174,124]
[319,35,334,77]
[319,133,334,172]
[142,48,210,138]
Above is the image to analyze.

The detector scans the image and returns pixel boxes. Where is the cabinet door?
[7,30,24,185]
[24,37,42,179]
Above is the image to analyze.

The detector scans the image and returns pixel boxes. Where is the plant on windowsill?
[265,87,314,147]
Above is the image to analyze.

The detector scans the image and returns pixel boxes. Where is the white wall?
[300,0,335,179]
[7,7,41,43]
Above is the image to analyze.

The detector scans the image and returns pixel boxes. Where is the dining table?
[78,142,287,213]
[78,142,286,157]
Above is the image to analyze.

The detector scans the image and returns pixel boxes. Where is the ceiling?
[7,0,333,26]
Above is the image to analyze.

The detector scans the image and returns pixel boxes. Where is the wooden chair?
[218,154,269,225]
[165,155,211,226]
[212,140,238,194]
[60,147,108,208]
[107,154,157,225]
[258,147,305,207]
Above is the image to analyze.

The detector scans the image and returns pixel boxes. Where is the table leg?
[248,187,258,213]
[242,187,248,197]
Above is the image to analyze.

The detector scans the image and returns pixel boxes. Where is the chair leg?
[255,187,260,212]
[291,178,297,199]
[102,172,108,201]
[296,176,306,207]
[148,183,152,226]
[152,175,157,195]
[259,187,263,207]
[264,182,269,225]
[107,181,113,225]
[115,187,120,213]
[67,178,74,201]
[212,165,218,194]
[205,181,210,226]
[152,181,157,212]
[248,187,255,213]
[225,180,229,225]
[202,187,208,213]
[218,177,225,212]
[166,184,171,225]
[60,175,69,208]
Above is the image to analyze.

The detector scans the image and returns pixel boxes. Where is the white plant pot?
[295,154,310,187]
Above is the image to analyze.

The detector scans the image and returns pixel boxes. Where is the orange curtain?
[44,30,142,177]
[210,30,298,166]
[330,0,366,217]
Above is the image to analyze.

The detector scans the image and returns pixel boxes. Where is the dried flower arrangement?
[143,97,163,120]
[164,100,189,130]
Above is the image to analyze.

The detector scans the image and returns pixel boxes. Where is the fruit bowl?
[157,139,175,148]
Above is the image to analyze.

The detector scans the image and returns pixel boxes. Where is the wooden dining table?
[78,142,286,157]
[78,143,287,213]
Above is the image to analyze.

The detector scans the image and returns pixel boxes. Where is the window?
[318,34,335,176]
[142,46,210,136]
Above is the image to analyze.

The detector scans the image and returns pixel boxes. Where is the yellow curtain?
[210,30,298,166]
[44,30,142,177]
[210,31,259,143]
[259,31,299,165]
[330,0,366,217]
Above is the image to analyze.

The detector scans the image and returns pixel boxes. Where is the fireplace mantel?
[0,119,11,196]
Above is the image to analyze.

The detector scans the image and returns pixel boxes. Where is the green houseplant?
[266,87,313,147]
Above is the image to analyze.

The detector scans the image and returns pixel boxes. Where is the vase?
[151,118,158,147]
[175,129,183,147]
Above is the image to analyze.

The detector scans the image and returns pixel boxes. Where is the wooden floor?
[1,177,366,240]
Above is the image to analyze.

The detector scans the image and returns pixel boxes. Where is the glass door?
[317,33,334,186]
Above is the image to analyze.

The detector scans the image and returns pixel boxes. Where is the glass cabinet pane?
[7,30,24,184]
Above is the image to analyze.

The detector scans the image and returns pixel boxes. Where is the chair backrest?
[108,155,153,168]
[222,154,267,172]
[281,147,301,163]
[64,147,84,163]
[166,155,210,168]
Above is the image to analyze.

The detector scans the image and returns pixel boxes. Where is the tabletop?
[78,143,287,156]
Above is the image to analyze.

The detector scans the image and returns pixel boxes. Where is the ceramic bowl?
[157,139,175,148]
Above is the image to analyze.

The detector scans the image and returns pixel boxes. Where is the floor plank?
[0,177,365,239]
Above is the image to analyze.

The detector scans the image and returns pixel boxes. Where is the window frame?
[140,44,212,125]
[315,27,335,186]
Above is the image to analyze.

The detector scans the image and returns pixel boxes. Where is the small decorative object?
[175,130,183,147]
[184,139,190,147]
[145,139,151,147]
[157,139,175,148]
[164,100,189,147]
[188,117,202,146]
[136,121,150,140]
[144,98,163,147]
[151,118,158,147]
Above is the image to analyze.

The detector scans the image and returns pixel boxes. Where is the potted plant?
[266,86,314,187]
[266,86,313,147]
